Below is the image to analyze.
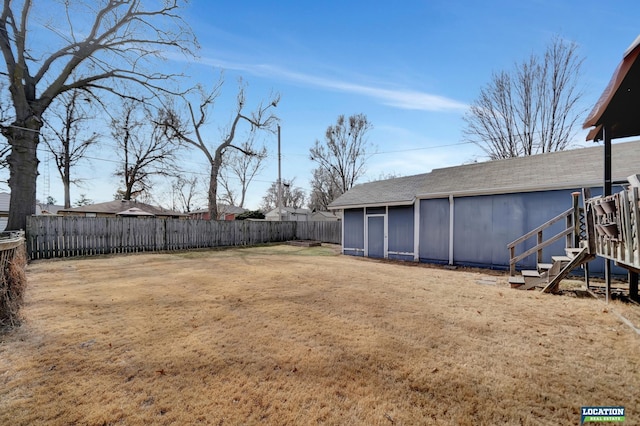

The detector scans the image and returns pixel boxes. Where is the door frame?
[364,212,387,258]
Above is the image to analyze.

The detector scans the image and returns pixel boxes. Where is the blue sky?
[27,1,640,210]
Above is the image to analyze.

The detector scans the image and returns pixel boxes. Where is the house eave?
[328,199,416,210]
[416,181,614,199]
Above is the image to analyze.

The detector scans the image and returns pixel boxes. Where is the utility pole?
[277,125,282,221]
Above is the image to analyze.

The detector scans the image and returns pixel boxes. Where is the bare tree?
[308,167,340,212]
[73,193,92,207]
[219,139,267,208]
[171,175,201,213]
[112,99,180,201]
[261,178,306,211]
[463,36,585,160]
[41,89,99,208]
[309,113,372,206]
[161,80,279,220]
[0,81,11,172]
[0,0,195,230]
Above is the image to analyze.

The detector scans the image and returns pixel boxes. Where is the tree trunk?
[5,120,40,231]
[63,150,71,208]
[63,179,71,209]
[208,161,220,221]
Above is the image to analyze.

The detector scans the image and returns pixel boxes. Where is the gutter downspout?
[341,209,345,254]
[414,199,420,261]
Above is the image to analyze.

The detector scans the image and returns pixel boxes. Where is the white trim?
[385,206,389,257]
[416,181,612,200]
[329,199,415,210]
[413,199,420,261]
[388,251,415,256]
[448,195,454,265]
[343,247,364,253]
[341,211,345,254]
[333,179,630,208]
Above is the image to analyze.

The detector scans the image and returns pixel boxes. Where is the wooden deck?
[506,185,639,299]
[587,183,640,272]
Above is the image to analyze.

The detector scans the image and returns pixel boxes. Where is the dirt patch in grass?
[1,244,639,425]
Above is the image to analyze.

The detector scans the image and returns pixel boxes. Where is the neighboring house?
[265,207,312,221]
[311,210,341,221]
[36,203,65,215]
[0,194,64,230]
[0,192,9,231]
[329,140,640,274]
[58,200,185,219]
[188,205,247,221]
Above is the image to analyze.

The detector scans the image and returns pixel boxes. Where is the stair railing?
[508,192,582,276]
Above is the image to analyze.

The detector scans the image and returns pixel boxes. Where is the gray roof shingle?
[58,200,185,217]
[329,140,640,208]
[328,173,429,208]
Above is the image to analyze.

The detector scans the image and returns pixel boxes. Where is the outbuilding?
[329,141,640,273]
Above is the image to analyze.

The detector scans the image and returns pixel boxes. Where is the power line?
[372,141,474,155]
[2,124,42,134]
[0,136,479,194]
[283,141,476,158]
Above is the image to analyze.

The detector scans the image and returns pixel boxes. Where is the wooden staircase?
[508,246,594,292]
[507,191,595,293]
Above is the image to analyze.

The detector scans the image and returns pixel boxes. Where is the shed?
[265,207,312,222]
[188,205,246,221]
[329,141,640,272]
[311,210,341,222]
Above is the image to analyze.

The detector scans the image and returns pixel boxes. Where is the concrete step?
[508,275,525,288]
[521,269,546,288]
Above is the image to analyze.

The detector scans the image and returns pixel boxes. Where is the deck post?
[537,230,543,265]
[630,271,639,302]
[584,262,590,290]
[571,192,581,248]
[603,125,612,303]
[509,246,515,276]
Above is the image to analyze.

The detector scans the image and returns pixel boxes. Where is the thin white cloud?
[194,56,468,112]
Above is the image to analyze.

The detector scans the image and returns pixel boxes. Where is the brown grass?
[1,244,639,425]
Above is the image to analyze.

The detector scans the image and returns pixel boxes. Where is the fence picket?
[25,217,341,259]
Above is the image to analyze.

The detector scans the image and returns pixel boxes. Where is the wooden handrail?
[510,227,573,266]
[507,207,573,249]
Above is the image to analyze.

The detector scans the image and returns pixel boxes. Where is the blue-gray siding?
[388,205,414,260]
[343,187,627,275]
[452,190,571,269]
[419,198,449,264]
[343,208,364,256]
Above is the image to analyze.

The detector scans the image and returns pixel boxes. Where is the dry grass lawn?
[1,244,639,425]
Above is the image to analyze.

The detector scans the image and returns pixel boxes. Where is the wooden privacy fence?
[26,216,341,260]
